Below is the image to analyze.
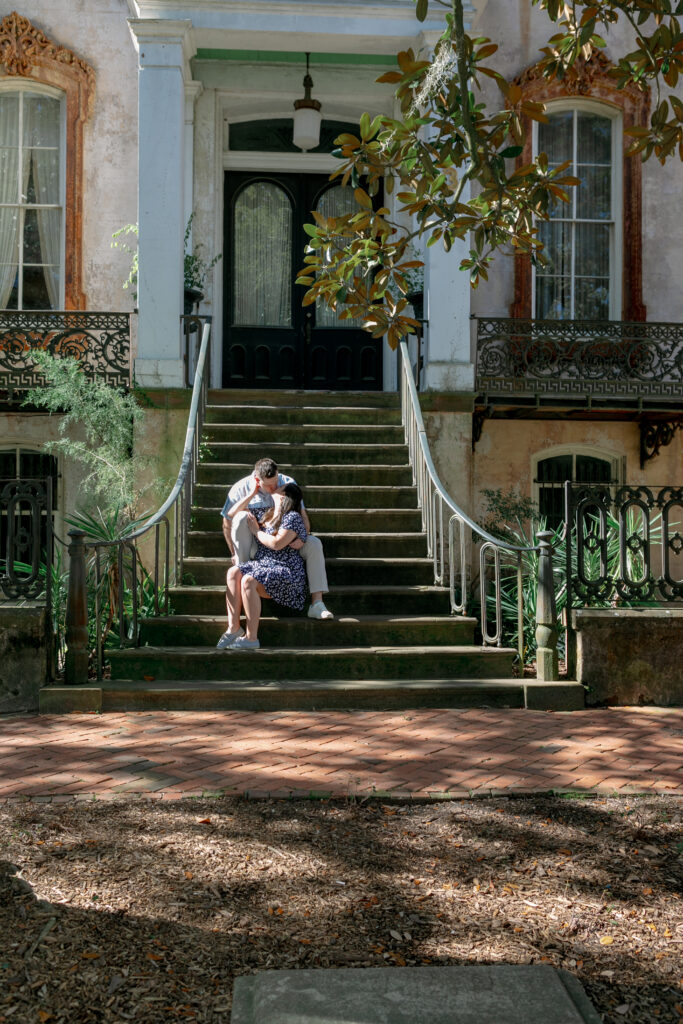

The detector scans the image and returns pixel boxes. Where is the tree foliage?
[297,0,683,348]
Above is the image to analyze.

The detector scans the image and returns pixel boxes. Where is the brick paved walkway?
[0,707,681,802]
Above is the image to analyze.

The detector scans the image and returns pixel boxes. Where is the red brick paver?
[0,707,681,802]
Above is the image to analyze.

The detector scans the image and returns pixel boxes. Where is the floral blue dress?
[237,511,308,611]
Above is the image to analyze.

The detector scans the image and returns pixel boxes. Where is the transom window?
[0,87,64,310]
[534,104,620,321]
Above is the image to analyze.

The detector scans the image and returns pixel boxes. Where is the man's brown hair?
[254,457,278,480]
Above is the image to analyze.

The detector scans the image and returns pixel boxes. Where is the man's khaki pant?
[230,511,329,595]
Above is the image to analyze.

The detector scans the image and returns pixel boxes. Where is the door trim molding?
[223,150,339,172]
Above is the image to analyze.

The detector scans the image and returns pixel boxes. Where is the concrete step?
[203,423,405,446]
[185,531,428,560]
[108,644,516,682]
[197,464,415,487]
[182,556,436,587]
[194,484,419,510]
[191,507,424,533]
[207,389,399,408]
[168,584,453,617]
[139,614,476,648]
[201,443,409,466]
[97,678,527,712]
[205,404,402,426]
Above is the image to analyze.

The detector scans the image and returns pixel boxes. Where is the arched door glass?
[233,181,292,327]
[315,184,364,329]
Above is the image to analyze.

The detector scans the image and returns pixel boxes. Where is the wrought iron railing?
[475,317,683,404]
[0,310,132,394]
[565,482,683,608]
[399,339,559,680]
[0,477,55,675]
[63,318,212,682]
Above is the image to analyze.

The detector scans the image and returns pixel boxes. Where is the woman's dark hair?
[262,482,303,533]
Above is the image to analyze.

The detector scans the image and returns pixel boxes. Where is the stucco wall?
[11,1,139,311]
[473,418,682,525]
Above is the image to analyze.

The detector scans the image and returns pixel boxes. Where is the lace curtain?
[535,110,612,321]
[233,182,292,327]
[0,90,61,309]
[315,185,365,329]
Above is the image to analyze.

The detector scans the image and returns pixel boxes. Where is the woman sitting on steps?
[217,482,308,650]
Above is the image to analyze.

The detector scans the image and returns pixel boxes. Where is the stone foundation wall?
[0,604,50,713]
[571,608,683,707]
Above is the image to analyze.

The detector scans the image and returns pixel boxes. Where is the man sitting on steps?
[220,457,334,639]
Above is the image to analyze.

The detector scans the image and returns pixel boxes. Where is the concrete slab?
[230,965,602,1024]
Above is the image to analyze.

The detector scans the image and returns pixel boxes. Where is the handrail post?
[535,529,559,682]
[65,529,89,684]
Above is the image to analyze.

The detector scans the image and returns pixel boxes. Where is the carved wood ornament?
[510,51,649,323]
[0,11,95,309]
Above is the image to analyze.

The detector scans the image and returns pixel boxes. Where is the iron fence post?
[65,529,89,684]
[535,529,559,682]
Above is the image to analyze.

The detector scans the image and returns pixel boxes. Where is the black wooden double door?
[222,171,382,390]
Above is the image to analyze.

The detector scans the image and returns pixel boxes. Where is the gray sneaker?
[229,636,260,651]
[216,627,244,650]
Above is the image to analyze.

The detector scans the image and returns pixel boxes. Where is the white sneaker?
[229,635,260,650]
[307,601,334,620]
[216,627,244,649]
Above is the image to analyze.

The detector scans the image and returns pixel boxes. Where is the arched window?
[0,84,64,309]
[534,102,621,321]
[532,446,622,528]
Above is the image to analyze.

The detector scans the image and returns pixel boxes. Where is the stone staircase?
[52,390,583,712]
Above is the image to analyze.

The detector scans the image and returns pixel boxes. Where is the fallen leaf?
[82,952,101,960]
[184,871,193,880]
[615,1006,630,1015]
[600,936,614,946]
[198,819,211,825]
[389,930,402,942]
[143,675,155,682]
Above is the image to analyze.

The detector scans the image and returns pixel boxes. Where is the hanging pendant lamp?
[293,52,322,151]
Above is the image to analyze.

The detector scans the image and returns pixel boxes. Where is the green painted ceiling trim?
[193,49,398,66]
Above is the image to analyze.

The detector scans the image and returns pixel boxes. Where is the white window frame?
[531,443,624,514]
[532,98,622,321]
[0,80,66,310]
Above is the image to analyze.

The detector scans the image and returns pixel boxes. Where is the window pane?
[0,451,17,478]
[538,111,573,164]
[575,223,610,277]
[576,455,612,483]
[233,182,292,327]
[576,164,611,219]
[575,278,610,320]
[577,112,611,164]
[0,93,19,146]
[0,148,19,203]
[23,95,60,148]
[316,185,364,329]
[535,275,571,320]
[22,265,51,309]
[2,269,18,308]
[26,147,60,205]
[538,221,572,277]
[538,455,573,483]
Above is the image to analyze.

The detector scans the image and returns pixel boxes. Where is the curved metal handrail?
[399,338,538,660]
[65,319,212,681]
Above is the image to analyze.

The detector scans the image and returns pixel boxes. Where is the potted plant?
[111,215,222,312]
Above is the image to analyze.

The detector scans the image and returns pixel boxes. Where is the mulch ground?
[1,794,681,1023]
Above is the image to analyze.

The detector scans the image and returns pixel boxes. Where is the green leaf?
[415,0,428,22]
[500,146,523,159]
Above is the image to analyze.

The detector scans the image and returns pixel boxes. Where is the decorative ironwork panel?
[476,318,683,402]
[0,311,131,392]
[0,478,52,602]
[565,482,683,607]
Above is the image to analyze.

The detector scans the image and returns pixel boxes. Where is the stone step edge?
[108,644,515,658]
[38,681,585,713]
[186,531,427,540]
[181,557,435,566]
[167,585,449,595]
[140,614,476,626]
